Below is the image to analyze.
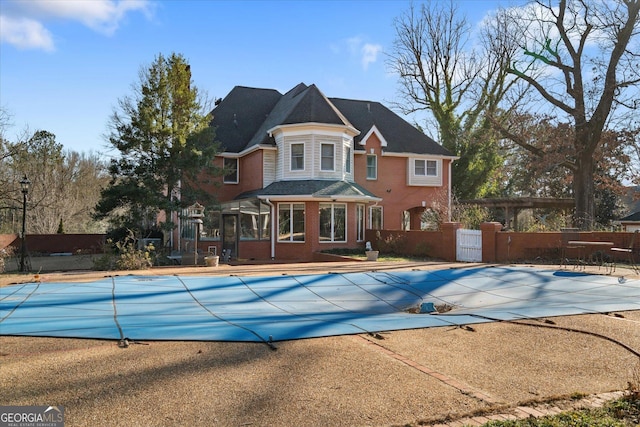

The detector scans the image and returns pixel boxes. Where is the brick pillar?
[441,222,462,262]
[481,222,503,263]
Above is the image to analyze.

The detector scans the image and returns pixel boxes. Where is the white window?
[223,158,238,183]
[321,143,334,171]
[370,206,383,230]
[414,159,437,176]
[408,158,442,186]
[345,147,351,173]
[278,203,305,242]
[291,143,304,171]
[427,160,437,176]
[319,203,346,242]
[356,204,365,241]
[367,155,377,180]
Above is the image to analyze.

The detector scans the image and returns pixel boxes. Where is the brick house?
[178,83,456,261]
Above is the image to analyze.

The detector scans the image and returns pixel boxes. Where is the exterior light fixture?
[19,175,30,272]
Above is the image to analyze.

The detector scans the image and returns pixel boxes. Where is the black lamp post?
[19,175,30,272]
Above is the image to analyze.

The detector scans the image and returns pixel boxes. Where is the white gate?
[456,229,482,262]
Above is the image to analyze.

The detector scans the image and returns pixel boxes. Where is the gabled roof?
[329,97,451,156]
[235,180,380,201]
[210,83,453,157]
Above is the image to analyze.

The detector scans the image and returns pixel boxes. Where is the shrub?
[0,246,15,273]
[93,231,155,271]
[377,232,408,255]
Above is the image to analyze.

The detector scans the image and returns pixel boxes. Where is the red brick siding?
[354,132,452,230]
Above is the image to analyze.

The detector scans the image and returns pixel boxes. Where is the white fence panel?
[456,229,482,262]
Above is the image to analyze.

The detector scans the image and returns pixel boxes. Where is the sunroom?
[183,180,381,262]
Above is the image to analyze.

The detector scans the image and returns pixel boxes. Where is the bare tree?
[502,0,640,229]
[5,130,109,234]
[388,0,524,199]
[0,107,32,232]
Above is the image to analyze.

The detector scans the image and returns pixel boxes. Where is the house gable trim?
[359,125,387,148]
[219,144,277,159]
[256,195,382,203]
[380,151,459,161]
[268,122,359,138]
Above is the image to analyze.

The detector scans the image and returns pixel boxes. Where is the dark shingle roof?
[329,97,450,156]
[620,211,640,221]
[242,83,350,148]
[281,84,352,127]
[210,86,281,153]
[210,83,453,157]
[235,180,379,200]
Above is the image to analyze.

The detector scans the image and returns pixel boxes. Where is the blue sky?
[1,0,521,155]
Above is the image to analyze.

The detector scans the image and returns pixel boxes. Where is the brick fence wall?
[1,229,635,264]
[367,223,636,264]
[0,234,106,254]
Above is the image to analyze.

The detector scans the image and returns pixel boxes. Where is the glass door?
[222,214,238,261]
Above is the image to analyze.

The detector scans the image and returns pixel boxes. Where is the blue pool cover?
[1,266,639,345]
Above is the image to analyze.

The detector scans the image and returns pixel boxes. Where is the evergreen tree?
[95,53,220,238]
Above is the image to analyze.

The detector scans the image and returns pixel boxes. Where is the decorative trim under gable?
[359,125,388,147]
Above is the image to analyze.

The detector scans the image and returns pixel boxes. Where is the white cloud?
[361,43,383,70]
[346,36,363,54]
[337,36,383,70]
[0,0,153,51]
[0,15,54,51]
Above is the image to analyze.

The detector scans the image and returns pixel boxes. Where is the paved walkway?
[426,391,626,426]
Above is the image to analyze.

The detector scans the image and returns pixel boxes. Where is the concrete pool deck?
[1,260,639,426]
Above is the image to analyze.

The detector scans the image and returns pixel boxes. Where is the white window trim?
[223,157,239,184]
[345,146,351,174]
[319,203,347,243]
[426,159,437,176]
[408,157,442,186]
[366,154,377,180]
[369,205,383,230]
[277,203,305,243]
[320,143,335,171]
[414,159,438,176]
[290,142,305,172]
[411,158,440,178]
[356,204,365,242]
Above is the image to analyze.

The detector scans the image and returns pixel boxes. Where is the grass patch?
[479,395,639,427]
[320,248,430,262]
